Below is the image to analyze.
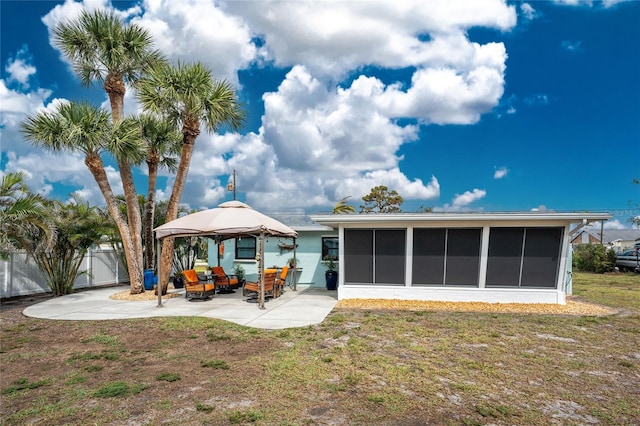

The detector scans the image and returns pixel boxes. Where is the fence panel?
[0,253,49,298]
[0,249,129,299]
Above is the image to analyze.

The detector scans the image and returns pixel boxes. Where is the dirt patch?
[336,296,616,316]
[109,289,181,301]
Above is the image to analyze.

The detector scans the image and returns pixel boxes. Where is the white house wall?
[337,285,566,304]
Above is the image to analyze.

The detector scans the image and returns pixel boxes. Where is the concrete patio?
[23,284,338,329]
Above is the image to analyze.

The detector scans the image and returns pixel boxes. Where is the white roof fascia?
[310,212,612,227]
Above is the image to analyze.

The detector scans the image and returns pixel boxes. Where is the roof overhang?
[291,225,335,232]
[310,212,613,228]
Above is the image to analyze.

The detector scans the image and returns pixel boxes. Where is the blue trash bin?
[144,269,155,290]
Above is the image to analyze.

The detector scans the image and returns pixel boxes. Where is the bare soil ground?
[1,273,639,425]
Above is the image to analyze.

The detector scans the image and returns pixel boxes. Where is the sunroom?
[310,212,611,304]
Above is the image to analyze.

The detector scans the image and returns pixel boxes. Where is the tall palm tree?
[53,10,165,293]
[139,114,181,270]
[21,102,147,293]
[138,62,244,292]
[332,196,356,214]
[0,172,53,259]
[53,9,164,120]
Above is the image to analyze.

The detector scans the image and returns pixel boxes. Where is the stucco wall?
[207,230,338,287]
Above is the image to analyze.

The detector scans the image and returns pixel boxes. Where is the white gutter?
[311,212,612,227]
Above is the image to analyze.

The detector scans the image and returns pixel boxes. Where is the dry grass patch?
[337,297,617,316]
[1,272,638,425]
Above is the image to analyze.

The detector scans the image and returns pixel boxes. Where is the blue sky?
[1,0,639,228]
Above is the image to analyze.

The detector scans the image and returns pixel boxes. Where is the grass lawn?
[1,272,638,425]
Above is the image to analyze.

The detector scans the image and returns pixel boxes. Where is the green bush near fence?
[572,244,616,273]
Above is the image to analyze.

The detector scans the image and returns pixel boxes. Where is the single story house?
[207,214,337,286]
[310,211,611,305]
[571,229,640,252]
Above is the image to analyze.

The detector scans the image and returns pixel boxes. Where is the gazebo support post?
[217,237,221,267]
[292,237,297,291]
[156,237,163,307]
[258,231,266,309]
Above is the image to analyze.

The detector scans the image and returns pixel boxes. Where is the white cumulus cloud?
[494,167,509,179]
[453,189,487,207]
[5,47,37,89]
[520,3,539,20]
[11,0,520,212]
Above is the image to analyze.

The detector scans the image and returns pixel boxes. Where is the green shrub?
[201,359,229,369]
[196,403,215,412]
[232,264,245,281]
[93,381,129,398]
[227,410,263,423]
[93,381,148,398]
[573,244,616,273]
[2,378,50,395]
[156,372,181,382]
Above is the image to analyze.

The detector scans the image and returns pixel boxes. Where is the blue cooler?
[144,269,155,290]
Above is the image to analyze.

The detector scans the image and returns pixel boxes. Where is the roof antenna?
[227,169,237,200]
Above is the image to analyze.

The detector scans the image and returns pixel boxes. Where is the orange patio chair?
[274,265,289,298]
[211,266,241,293]
[243,269,277,300]
[182,269,215,300]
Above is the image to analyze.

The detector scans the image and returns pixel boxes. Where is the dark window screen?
[445,228,481,286]
[322,236,339,261]
[235,236,256,259]
[375,229,405,285]
[521,227,562,288]
[344,229,373,284]
[412,228,446,285]
[486,228,525,287]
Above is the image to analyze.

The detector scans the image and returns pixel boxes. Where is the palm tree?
[332,196,356,214]
[139,114,181,270]
[0,172,53,259]
[21,102,147,293]
[52,10,165,293]
[138,62,244,292]
[25,195,112,296]
[53,10,164,120]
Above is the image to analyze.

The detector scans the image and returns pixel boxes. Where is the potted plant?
[324,259,338,290]
[233,264,246,284]
[172,273,184,289]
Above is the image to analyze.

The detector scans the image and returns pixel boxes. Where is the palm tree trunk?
[85,153,144,293]
[105,73,125,121]
[118,158,144,290]
[159,125,199,293]
[144,156,158,270]
[105,82,144,293]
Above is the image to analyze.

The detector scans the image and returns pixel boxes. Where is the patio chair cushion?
[243,269,277,299]
[274,266,289,298]
[182,269,215,300]
[211,266,241,291]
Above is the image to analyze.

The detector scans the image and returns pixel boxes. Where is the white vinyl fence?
[0,249,129,299]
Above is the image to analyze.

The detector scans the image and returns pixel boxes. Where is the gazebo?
[154,201,298,309]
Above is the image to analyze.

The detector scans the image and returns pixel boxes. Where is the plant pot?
[325,271,338,290]
[172,275,184,289]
